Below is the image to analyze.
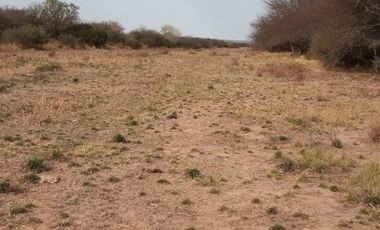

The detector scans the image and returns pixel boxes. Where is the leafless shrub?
[251,0,380,69]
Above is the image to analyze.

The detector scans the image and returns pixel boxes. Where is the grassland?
[0,48,379,229]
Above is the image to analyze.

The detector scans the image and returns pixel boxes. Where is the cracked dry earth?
[0,48,379,230]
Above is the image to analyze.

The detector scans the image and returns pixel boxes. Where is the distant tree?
[28,0,79,37]
[1,25,49,49]
[92,21,126,44]
[160,24,181,39]
[0,7,28,34]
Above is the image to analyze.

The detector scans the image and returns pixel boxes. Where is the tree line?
[251,0,380,68]
[0,0,247,49]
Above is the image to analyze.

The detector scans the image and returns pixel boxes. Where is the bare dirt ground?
[0,48,379,230]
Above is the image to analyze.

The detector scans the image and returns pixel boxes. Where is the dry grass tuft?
[257,62,315,81]
[368,115,380,143]
[298,149,354,173]
[351,163,380,206]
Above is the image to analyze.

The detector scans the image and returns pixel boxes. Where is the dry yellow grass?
[0,48,379,229]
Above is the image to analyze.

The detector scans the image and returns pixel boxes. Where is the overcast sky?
[0,0,265,40]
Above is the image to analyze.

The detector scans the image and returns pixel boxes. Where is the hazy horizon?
[0,0,265,41]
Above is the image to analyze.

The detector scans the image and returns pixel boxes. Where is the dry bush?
[298,149,354,173]
[251,0,380,68]
[369,115,380,143]
[351,163,380,205]
[257,62,314,81]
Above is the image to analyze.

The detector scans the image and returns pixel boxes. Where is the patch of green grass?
[24,174,41,184]
[185,168,201,179]
[270,225,286,230]
[0,180,11,193]
[51,148,64,160]
[36,63,62,72]
[26,155,47,173]
[113,134,127,143]
[240,126,251,133]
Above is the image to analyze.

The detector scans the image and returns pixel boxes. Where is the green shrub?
[113,134,127,143]
[185,168,201,179]
[127,28,170,48]
[24,174,41,184]
[26,155,46,173]
[58,34,82,48]
[270,225,287,230]
[1,25,49,48]
[0,180,11,193]
[125,37,143,49]
[63,23,108,48]
[92,21,125,44]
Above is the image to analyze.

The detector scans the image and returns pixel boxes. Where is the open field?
[0,48,379,230]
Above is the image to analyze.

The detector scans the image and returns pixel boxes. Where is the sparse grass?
[0,48,379,229]
[24,174,41,184]
[266,206,278,215]
[293,211,309,220]
[36,63,62,72]
[210,188,220,194]
[108,176,121,183]
[182,199,192,205]
[330,185,339,192]
[278,157,296,172]
[25,155,47,173]
[0,180,11,193]
[351,163,380,206]
[270,224,287,230]
[126,115,138,126]
[157,179,170,184]
[368,116,380,143]
[252,198,261,204]
[257,62,312,81]
[51,148,64,160]
[240,126,251,133]
[298,149,354,173]
[332,138,343,149]
[9,204,34,215]
[0,79,16,92]
[185,168,201,179]
[218,205,236,214]
[167,111,178,119]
